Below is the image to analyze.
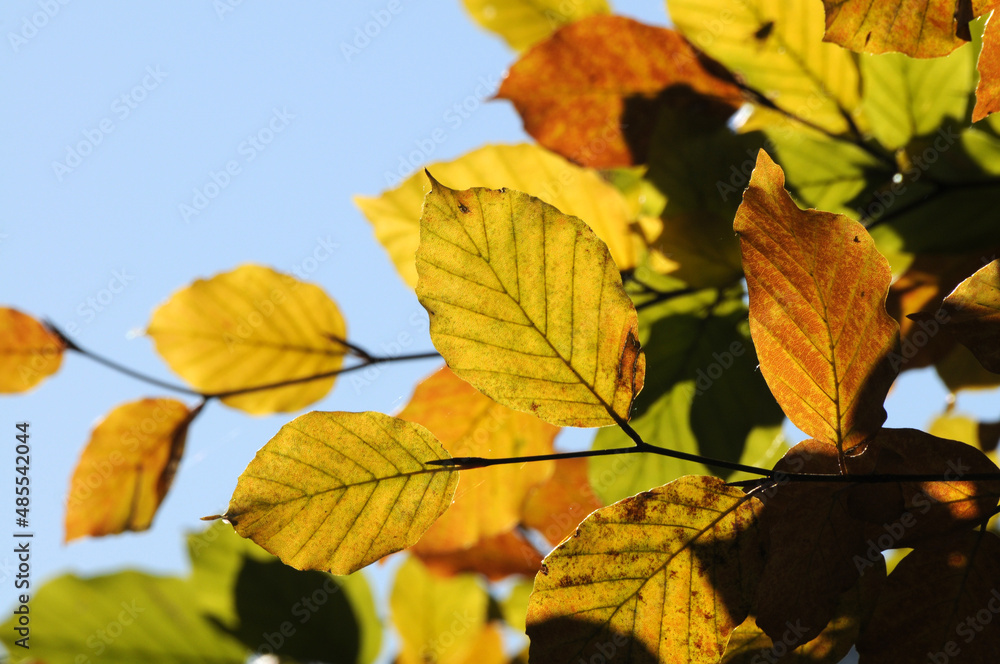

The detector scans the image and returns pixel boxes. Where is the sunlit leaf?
[856,531,1000,662]
[460,0,609,52]
[147,264,347,414]
[221,411,459,574]
[416,176,645,427]
[735,150,899,456]
[975,12,1000,120]
[496,15,744,168]
[391,556,493,664]
[399,366,557,551]
[0,307,65,393]
[820,0,994,57]
[526,476,764,664]
[501,578,534,633]
[521,457,603,546]
[414,529,543,580]
[65,398,195,542]
[669,0,862,135]
[355,144,640,287]
[940,258,1000,372]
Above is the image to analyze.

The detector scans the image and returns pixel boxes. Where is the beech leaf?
[416,176,645,427]
[526,476,764,664]
[735,150,899,455]
[221,411,459,574]
[65,398,195,542]
[975,12,1000,121]
[147,264,347,414]
[939,258,1000,372]
[460,0,609,52]
[0,307,65,393]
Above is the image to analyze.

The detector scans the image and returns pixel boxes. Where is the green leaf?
[416,176,645,427]
[222,411,459,574]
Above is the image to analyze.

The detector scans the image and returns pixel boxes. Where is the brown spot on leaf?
[458,202,470,213]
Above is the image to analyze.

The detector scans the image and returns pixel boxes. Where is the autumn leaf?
[521,457,603,546]
[416,176,645,427]
[147,264,347,415]
[857,531,1000,662]
[975,12,1000,120]
[220,411,459,574]
[496,15,744,168]
[414,529,543,580]
[669,0,862,135]
[939,257,1000,372]
[355,144,639,287]
[526,476,764,664]
[398,366,558,551]
[820,0,995,57]
[0,307,65,393]
[65,398,196,542]
[460,0,608,52]
[735,150,899,458]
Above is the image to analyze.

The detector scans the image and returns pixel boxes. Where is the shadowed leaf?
[355,144,640,287]
[0,307,65,393]
[940,258,1000,372]
[526,476,764,664]
[460,0,608,51]
[496,15,743,168]
[147,264,347,414]
[416,176,645,427]
[735,150,899,457]
[65,398,195,542]
[222,411,458,574]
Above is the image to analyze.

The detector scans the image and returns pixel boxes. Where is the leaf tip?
[200,514,225,522]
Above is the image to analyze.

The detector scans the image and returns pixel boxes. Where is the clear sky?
[2,1,997,662]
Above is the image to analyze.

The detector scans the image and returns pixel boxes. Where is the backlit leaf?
[0,307,65,393]
[669,0,862,135]
[940,258,1000,372]
[857,531,1000,662]
[460,0,609,52]
[414,529,543,580]
[416,176,645,427]
[974,12,1000,120]
[820,0,995,57]
[65,398,195,542]
[355,143,640,287]
[147,264,347,415]
[398,366,558,551]
[221,411,459,574]
[496,15,744,168]
[735,150,899,456]
[526,476,764,664]
[521,457,603,546]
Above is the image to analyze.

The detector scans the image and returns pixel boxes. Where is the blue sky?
[2,1,998,661]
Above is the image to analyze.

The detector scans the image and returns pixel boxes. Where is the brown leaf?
[857,531,1000,662]
[940,258,1000,373]
[496,15,743,168]
[975,11,1000,121]
[734,150,899,458]
[414,529,543,581]
[65,398,195,542]
[0,308,65,393]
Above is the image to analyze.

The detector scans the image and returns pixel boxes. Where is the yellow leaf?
[391,556,492,664]
[416,177,645,427]
[222,411,458,574]
[0,308,65,393]
[670,0,863,135]
[65,398,194,542]
[398,366,558,551]
[734,150,899,455]
[355,144,639,288]
[940,257,1000,372]
[461,0,609,52]
[147,264,347,415]
[526,476,764,664]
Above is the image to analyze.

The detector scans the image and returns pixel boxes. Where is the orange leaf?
[398,366,558,551]
[65,398,195,542]
[520,457,603,546]
[821,0,996,57]
[975,11,1000,121]
[414,529,543,581]
[0,308,65,393]
[939,258,1000,372]
[496,15,743,168]
[734,150,899,457]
